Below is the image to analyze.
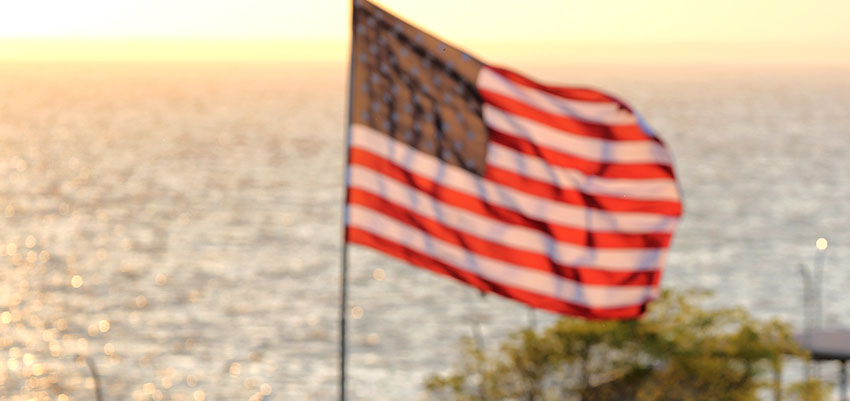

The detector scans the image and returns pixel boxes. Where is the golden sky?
[2,0,849,64]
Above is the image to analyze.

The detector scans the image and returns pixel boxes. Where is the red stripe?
[480,89,654,142]
[347,227,650,319]
[352,141,678,215]
[484,65,631,105]
[349,188,662,286]
[484,166,682,217]
[489,129,675,179]
[349,147,673,248]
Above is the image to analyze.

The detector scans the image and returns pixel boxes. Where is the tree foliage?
[425,290,824,401]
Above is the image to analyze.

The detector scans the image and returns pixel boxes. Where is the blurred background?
[1,1,849,400]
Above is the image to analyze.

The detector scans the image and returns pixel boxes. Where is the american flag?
[345,0,682,319]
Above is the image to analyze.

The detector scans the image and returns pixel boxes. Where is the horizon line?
[1,38,849,65]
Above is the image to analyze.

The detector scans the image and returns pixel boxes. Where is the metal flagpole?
[339,1,357,400]
[812,238,828,382]
[813,238,827,329]
[339,244,349,401]
[799,264,812,388]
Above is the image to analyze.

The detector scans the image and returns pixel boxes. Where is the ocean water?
[1,61,849,401]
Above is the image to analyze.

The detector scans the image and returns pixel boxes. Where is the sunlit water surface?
[1,62,849,400]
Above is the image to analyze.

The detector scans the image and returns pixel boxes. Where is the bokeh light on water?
[0,62,336,400]
[0,61,849,400]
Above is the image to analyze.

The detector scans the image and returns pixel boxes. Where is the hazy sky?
[2,0,849,63]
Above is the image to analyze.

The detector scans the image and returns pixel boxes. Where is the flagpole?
[340,2,356,401]
[339,244,349,401]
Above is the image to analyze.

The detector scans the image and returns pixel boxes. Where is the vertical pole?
[800,264,812,390]
[813,238,828,329]
[340,2,356,401]
[466,289,487,401]
[339,245,349,401]
[814,252,824,329]
[841,360,847,401]
[84,357,104,401]
[812,241,827,382]
[799,264,810,331]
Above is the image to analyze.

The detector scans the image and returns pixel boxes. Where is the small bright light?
[76,338,88,353]
[229,362,242,377]
[816,237,828,251]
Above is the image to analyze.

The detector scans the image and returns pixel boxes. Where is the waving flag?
[345,0,682,319]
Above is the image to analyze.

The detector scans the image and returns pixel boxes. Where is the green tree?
[425,290,824,401]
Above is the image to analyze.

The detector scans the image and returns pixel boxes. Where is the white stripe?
[477,67,638,126]
[483,105,672,164]
[487,143,680,201]
[350,124,677,234]
[350,165,666,270]
[348,204,657,309]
